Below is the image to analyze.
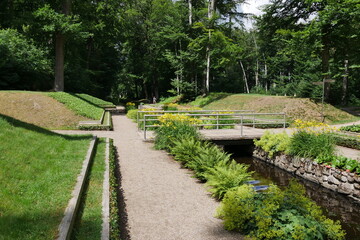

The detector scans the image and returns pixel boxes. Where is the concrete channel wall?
[253,147,360,202]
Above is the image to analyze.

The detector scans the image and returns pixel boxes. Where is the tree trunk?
[240,60,249,93]
[54,33,65,91]
[342,59,349,105]
[188,0,192,25]
[54,0,71,92]
[204,0,216,95]
[321,31,331,101]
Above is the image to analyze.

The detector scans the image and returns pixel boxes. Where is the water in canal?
[230,152,360,239]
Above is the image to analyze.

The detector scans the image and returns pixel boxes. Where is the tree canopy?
[0,0,359,104]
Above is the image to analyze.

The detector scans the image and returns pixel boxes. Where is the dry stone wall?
[253,147,360,202]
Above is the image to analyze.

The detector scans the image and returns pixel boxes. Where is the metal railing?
[138,110,287,140]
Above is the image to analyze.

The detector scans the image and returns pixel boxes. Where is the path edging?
[57,136,98,240]
[101,138,110,240]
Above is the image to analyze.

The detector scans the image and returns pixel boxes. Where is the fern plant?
[204,160,253,199]
[170,137,206,164]
[185,144,232,181]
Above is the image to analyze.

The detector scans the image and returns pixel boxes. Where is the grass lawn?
[74,94,115,108]
[0,115,92,239]
[47,92,104,120]
[72,139,106,240]
[190,93,359,124]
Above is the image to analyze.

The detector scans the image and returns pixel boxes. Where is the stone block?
[328,175,340,185]
[315,165,323,177]
[293,157,301,168]
[354,183,360,190]
[338,182,353,195]
[322,182,338,192]
[340,175,348,183]
[322,166,331,176]
[353,190,360,198]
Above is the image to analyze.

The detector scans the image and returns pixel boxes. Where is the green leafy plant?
[340,125,360,133]
[217,181,345,240]
[333,135,360,150]
[185,144,232,181]
[204,160,252,199]
[170,137,207,165]
[126,109,138,121]
[288,131,335,159]
[254,131,291,157]
[154,121,199,151]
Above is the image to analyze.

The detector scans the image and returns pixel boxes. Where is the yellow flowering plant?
[293,119,338,135]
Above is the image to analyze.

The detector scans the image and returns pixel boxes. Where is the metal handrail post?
[253,114,255,128]
[216,115,219,129]
[137,111,139,130]
[241,115,243,136]
[144,114,147,140]
[283,114,286,129]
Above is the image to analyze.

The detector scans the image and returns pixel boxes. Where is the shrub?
[254,131,291,157]
[154,121,199,151]
[162,103,179,111]
[340,124,360,133]
[126,109,138,121]
[204,160,252,199]
[125,102,136,112]
[217,181,345,240]
[185,144,232,181]
[170,137,207,165]
[288,131,335,159]
[334,135,360,150]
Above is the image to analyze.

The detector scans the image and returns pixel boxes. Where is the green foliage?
[170,137,206,165]
[288,131,335,159]
[333,135,360,150]
[340,125,360,133]
[47,92,104,120]
[254,131,291,158]
[204,160,252,199]
[185,144,232,181]
[159,95,183,104]
[217,181,345,240]
[0,29,51,90]
[126,109,139,121]
[109,139,121,238]
[154,121,200,151]
[315,155,360,174]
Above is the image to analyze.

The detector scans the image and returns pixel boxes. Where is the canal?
[224,145,360,239]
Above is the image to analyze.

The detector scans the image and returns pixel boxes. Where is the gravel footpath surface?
[56,114,243,240]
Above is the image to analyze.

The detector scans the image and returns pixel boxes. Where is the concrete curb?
[101,138,110,240]
[57,136,98,240]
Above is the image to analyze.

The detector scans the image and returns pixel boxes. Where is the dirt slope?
[203,94,356,123]
[0,91,89,128]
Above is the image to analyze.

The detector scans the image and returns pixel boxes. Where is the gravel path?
[56,114,243,240]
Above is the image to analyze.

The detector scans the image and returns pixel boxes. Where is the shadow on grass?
[0,114,91,140]
[195,92,231,107]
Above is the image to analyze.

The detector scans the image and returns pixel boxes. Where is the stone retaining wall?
[253,147,360,202]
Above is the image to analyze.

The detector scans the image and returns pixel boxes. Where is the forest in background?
[0,0,359,105]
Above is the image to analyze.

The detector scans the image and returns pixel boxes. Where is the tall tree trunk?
[252,33,259,87]
[188,0,192,25]
[321,31,331,101]
[342,59,349,105]
[54,33,65,91]
[204,0,216,95]
[263,54,268,92]
[240,60,249,93]
[54,0,71,92]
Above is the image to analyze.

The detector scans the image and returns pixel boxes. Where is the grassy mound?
[47,92,104,120]
[191,93,358,123]
[0,115,92,239]
[0,91,90,129]
[74,93,115,108]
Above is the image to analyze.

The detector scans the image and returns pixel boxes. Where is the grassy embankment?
[0,91,114,129]
[0,115,92,239]
[188,93,359,124]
